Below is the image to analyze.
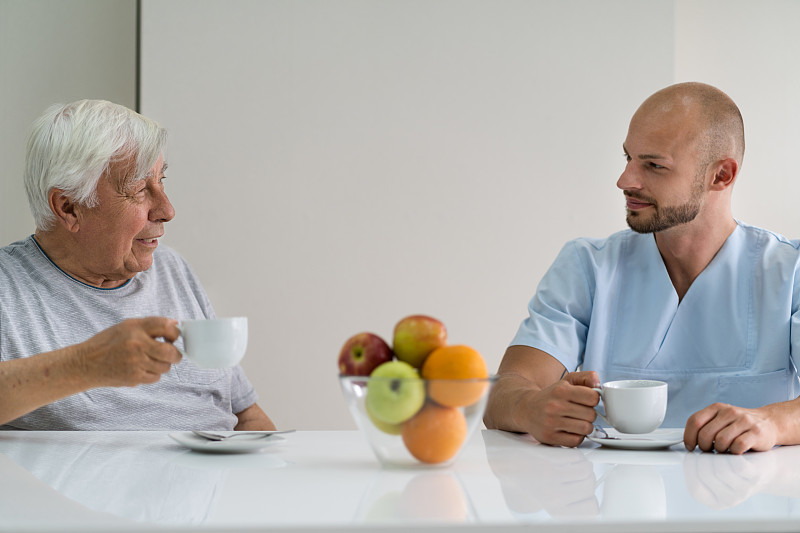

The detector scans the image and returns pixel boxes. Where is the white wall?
[140,0,674,429]
[675,0,800,234]
[0,0,136,243]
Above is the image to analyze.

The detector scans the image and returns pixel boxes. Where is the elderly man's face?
[76,154,174,283]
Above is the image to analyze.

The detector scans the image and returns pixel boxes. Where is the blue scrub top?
[511,221,800,428]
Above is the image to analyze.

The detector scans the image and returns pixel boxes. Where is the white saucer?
[169,432,286,454]
[586,428,684,450]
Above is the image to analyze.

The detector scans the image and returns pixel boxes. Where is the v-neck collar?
[648,223,742,308]
[610,223,748,370]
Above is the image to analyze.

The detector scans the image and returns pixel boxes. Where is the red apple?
[392,315,447,369]
[338,332,394,376]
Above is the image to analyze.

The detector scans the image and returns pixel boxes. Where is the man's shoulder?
[0,235,36,256]
[549,230,645,274]
[736,221,800,250]
[0,236,40,274]
[566,228,641,253]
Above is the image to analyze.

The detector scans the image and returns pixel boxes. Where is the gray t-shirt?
[0,236,258,430]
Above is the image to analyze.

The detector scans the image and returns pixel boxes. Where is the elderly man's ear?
[48,189,81,232]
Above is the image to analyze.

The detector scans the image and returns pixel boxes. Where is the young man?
[484,82,800,454]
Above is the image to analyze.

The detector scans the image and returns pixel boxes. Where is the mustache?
[624,191,657,205]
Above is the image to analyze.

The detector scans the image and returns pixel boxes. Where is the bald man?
[484,82,800,454]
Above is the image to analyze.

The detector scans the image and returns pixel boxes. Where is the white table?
[1,429,799,532]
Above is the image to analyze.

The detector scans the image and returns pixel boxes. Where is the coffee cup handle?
[175,321,186,356]
[591,387,610,426]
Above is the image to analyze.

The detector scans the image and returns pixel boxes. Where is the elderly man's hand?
[77,317,182,387]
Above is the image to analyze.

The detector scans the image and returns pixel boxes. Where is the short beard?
[625,174,705,234]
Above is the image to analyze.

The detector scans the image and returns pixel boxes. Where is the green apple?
[366,401,403,435]
[392,314,448,369]
[366,361,425,425]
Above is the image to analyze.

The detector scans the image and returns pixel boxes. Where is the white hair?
[24,100,167,231]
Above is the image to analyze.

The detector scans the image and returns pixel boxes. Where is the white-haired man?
[0,100,275,431]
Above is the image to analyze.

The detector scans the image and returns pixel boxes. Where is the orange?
[421,344,489,407]
[402,403,467,464]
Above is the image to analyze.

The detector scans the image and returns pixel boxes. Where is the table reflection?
[482,430,599,518]
[683,444,800,509]
[598,464,666,519]
[355,469,473,524]
[0,431,277,525]
[5,429,800,531]
[483,429,800,523]
[483,430,678,520]
[584,446,682,520]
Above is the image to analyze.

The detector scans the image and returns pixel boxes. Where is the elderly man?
[484,82,800,454]
[0,100,274,431]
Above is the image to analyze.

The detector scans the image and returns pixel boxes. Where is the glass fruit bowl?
[340,375,496,468]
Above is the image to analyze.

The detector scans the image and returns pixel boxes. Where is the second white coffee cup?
[593,379,667,434]
[177,317,248,368]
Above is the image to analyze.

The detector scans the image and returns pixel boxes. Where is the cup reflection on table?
[600,464,666,519]
[483,431,599,518]
[483,430,678,521]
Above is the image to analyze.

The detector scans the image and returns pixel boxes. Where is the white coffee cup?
[593,380,667,434]
[177,317,248,368]
[601,464,666,519]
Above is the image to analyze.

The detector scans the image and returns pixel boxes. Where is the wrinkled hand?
[684,403,778,454]
[521,371,600,448]
[76,317,182,387]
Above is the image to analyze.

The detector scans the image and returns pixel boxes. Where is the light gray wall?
[140,0,800,431]
[139,0,674,429]
[0,0,137,243]
[675,0,800,232]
